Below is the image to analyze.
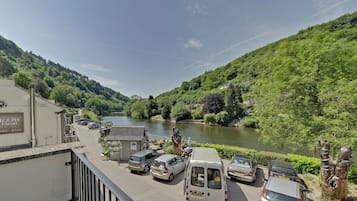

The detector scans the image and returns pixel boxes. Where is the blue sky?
[1,0,357,97]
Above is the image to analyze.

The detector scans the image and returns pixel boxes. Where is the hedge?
[190,142,321,175]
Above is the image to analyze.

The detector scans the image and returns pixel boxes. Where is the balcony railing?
[71,152,133,201]
[0,143,133,201]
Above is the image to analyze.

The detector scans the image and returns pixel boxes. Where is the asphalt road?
[73,124,267,201]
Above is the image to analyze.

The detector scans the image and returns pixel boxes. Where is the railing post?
[71,152,76,201]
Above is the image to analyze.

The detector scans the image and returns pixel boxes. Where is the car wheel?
[144,165,150,173]
[169,174,174,182]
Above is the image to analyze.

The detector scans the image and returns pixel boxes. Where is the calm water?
[102,116,309,155]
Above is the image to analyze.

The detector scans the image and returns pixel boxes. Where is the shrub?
[215,111,229,125]
[240,117,258,128]
[191,142,287,166]
[349,163,357,184]
[171,102,191,121]
[287,154,320,175]
[204,113,217,125]
[165,145,174,154]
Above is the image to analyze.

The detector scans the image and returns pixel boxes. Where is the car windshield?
[271,166,296,176]
[232,157,251,168]
[266,190,297,201]
[130,156,142,162]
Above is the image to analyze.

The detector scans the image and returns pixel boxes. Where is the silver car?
[260,177,309,201]
[150,154,186,181]
[227,155,257,183]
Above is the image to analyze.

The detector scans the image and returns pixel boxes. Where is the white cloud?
[215,32,270,57]
[184,32,270,70]
[80,64,111,73]
[186,2,208,16]
[311,0,349,20]
[90,75,122,92]
[184,39,203,49]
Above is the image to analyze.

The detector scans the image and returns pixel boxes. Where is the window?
[191,167,204,187]
[207,168,221,189]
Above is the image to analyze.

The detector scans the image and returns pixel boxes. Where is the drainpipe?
[30,85,37,147]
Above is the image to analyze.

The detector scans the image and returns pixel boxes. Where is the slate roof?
[107,126,146,141]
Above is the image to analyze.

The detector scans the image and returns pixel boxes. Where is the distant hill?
[0,35,129,115]
[155,12,357,151]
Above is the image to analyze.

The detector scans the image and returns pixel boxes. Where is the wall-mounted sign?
[0,113,24,134]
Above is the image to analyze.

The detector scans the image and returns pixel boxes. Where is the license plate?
[152,169,160,173]
[191,191,204,197]
[235,171,244,175]
[279,175,288,179]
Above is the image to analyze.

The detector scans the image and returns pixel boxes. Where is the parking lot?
[74,124,267,201]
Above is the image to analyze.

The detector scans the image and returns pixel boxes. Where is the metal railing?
[71,152,133,201]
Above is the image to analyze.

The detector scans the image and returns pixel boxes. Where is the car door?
[206,168,224,201]
[175,157,185,174]
[189,166,206,200]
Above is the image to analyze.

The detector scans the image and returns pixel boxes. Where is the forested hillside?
[155,12,357,153]
[0,35,129,115]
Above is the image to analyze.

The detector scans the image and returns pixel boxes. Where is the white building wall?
[35,97,63,146]
[0,80,64,149]
[0,152,71,201]
[0,80,31,147]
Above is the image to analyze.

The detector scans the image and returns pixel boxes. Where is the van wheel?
[169,174,174,182]
[144,165,150,173]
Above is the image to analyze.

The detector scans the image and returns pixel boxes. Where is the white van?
[183,147,227,201]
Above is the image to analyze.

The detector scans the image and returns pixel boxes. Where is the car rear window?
[271,166,297,176]
[232,157,251,168]
[152,160,165,168]
[130,156,142,162]
[266,190,297,201]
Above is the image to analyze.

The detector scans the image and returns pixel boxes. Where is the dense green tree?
[146,98,159,118]
[34,80,50,98]
[161,104,171,120]
[191,107,203,119]
[170,102,191,121]
[12,71,31,89]
[215,111,229,125]
[202,94,225,115]
[225,83,244,119]
[204,113,216,125]
[0,57,16,77]
[130,99,147,119]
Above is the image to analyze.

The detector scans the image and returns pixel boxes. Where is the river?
[102,115,312,156]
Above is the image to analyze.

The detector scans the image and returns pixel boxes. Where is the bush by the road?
[287,154,320,175]
[190,142,322,175]
[191,142,287,166]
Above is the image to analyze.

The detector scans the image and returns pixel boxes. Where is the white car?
[150,154,186,181]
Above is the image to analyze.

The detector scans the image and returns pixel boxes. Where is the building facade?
[0,80,65,151]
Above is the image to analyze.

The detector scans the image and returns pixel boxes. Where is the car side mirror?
[264,178,268,182]
[302,188,311,193]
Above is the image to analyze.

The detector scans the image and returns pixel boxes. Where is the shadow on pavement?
[227,180,248,201]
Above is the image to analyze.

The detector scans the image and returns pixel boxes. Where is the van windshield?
[207,168,221,189]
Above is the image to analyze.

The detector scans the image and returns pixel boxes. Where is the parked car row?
[76,118,100,129]
[127,148,311,201]
[260,160,310,201]
[128,150,187,182]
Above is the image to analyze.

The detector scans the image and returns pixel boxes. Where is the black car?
[268,160,307,188]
